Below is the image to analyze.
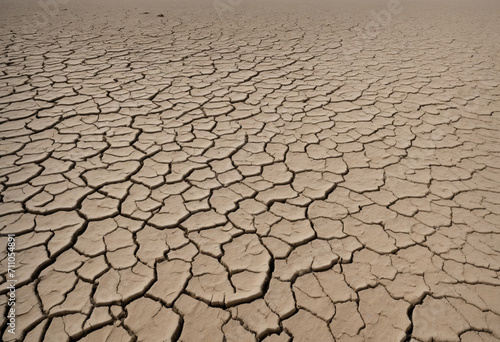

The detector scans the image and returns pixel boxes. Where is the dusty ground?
[0,0,499,341]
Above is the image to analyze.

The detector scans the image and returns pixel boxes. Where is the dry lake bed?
[0,0,499,341]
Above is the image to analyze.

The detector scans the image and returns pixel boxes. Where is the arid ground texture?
[0,0,499,341]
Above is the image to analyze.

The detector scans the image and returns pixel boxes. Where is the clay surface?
[0,0,499,341]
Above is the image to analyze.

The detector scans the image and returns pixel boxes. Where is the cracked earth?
[0,0,499,341]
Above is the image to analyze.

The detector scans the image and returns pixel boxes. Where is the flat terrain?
[0,0,499,341]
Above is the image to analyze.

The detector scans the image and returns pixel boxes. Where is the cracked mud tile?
[124,298,181,341]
